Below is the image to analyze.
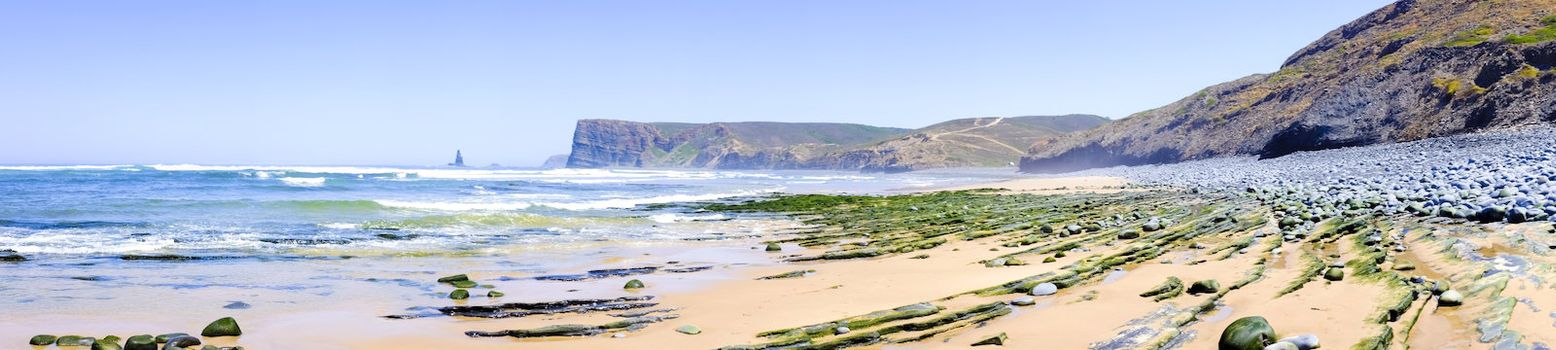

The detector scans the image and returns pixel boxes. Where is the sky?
[0,0,1395,166]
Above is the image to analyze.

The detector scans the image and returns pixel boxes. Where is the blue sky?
[0,0,1394,166]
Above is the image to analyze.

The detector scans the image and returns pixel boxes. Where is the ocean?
[0,165,1011,258]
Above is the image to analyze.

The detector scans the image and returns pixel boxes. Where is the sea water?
[0,165,1013,346]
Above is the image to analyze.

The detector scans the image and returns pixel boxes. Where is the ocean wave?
[647,213,730,223]
[278,177,326,187]
[374,200,533,211]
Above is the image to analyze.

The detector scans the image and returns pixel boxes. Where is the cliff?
[566,115,1106,171]
[1022,0,1556,173]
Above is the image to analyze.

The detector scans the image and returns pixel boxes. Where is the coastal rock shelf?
[385,296,659,319]
[697,189,1556,349]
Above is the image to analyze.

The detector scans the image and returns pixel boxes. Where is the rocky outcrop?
[1022,0,1556,173]
[566,115,1106,172]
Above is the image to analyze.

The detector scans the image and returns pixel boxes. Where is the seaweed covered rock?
[972,332,1007,346]
[1189,279,1221,295]
[437,274,469,283]
[451,280,478,288]
[624,279,646,289]
[29,335,57,346]
[201,317,242,337]
[1139,277,1184,301]
[487,290,505,298]
[450,289,470,299]
[56,335,95,347]
[154,333,188,343]
[1323,268,1344,281]
[675,325,702,335]
[1219,316,1276,350]
[765,243,782,252]
[124,335,156,350]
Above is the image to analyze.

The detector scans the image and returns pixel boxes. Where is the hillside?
[566,115,1106,171]
[1021,0,1556,173]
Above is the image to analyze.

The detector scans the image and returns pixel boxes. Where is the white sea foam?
[279,177,326,187]
[374,199,535,211]
[318,223,359,230]
[535,187,783,211]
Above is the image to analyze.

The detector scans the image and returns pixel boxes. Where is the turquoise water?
[0,165,1009,257]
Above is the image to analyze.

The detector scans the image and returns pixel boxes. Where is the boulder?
[200,317,242,337]
[675,325,701,335]
[436,274,469,283]
[1030,282,1058,296]
[765,243,782,252]
[624,279,645,289]
[29,335,57,346]
[1219,316,1276,350]
[124,335,156,350]
[163,335,201,349]
[1323,268,1344,281]
[450,289,470,300]
[91,337,124,350]
[1439,290,1464,306]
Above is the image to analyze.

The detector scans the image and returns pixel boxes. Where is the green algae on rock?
[201,317,243,337]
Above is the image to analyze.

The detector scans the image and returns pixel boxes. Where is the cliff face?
[1022,0,1556,173]
[566,115,1106,172]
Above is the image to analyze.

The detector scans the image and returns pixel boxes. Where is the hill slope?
[1022,0,1556,173]
[567,115,1106,171]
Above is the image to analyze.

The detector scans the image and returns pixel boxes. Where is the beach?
[7,169,1556,350]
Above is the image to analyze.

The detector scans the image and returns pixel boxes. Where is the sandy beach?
[10,175,1555,350]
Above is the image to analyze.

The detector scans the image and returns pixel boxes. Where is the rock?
[1323,267,1344,281]
[624,279,645,289]
[765,243,782,252]
[1264,342,1300,350]
[436,274,469,283]
[199,346,220,350]
[1004,258,1028,266]
[56,335,95,347]
[222,301,251,310]
[1276,334,1321,350]
[675,325,701,335]
[29,335,57,346]
[451,280,478,288]
[488,291,505,298]
[1439,290,1464,306]
[154,334,188,343]
[1219,316,1276,350]
[1010,297,1036,306]
[163,335,201,349]
[200,317,242,337]
[1118,229,1140,239]
[0,251,24,262]
[450,289,470,300]
[1392,262,1416,271]
[124,335,156,350]
[92,337,124,350]
[1042,256,1057,263]
[984,258,1009,267]
[1189,279,1221,295]
[971,332,1008,346]
[1030,282,1058,296]
[834,326,850,335]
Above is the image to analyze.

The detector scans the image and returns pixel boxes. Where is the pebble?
[1010,297,1036,306]
[1277,334,1321,350]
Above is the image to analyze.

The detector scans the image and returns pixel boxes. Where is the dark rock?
[450,289,470,300]
[222,301,251,310]
[29,335,57,345]
[623,279,645,289]
[436,274,469,283]
[56,335,95,347]
[124,335,156,350]
[153,333,188,343]
[200,317,242,337]
[1189,279,1221,295]
[162,335,200,349]
[765,243,782,252]
[488,291,505,298]
[1219,316,1276,350]
[1324,268,1345,281]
